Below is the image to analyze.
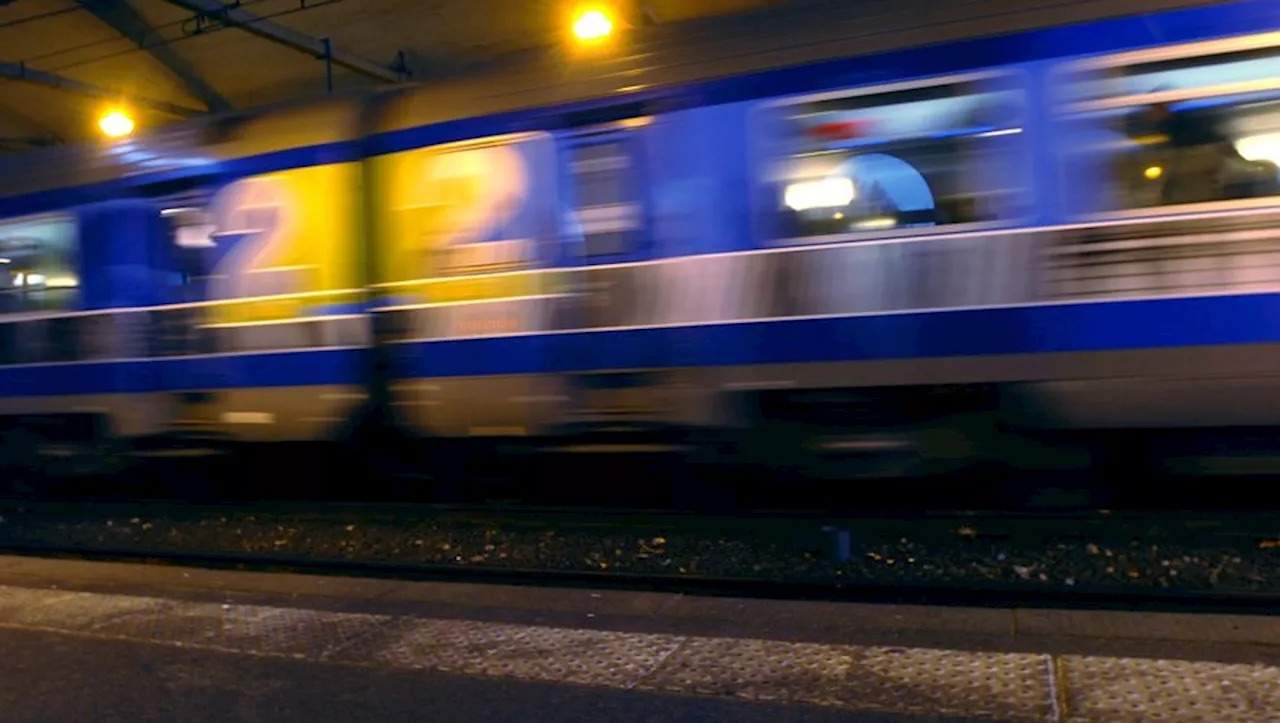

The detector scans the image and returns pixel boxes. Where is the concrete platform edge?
[0,554,1275,647]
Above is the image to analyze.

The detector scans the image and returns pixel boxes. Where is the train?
[3,0,1280,505]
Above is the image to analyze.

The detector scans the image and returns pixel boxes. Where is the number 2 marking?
[407,143,530,266]
[208,176,296,301]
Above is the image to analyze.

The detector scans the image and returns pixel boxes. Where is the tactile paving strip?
[1063,655,1280,722]
[0,586,84,624]
[1,583,1278,721]
[0,588,162,631]
[640,637,1050,721]
[127,602,390,660]
[328,616,686,688]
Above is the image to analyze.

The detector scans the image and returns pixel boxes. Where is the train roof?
[0,0,1263,216]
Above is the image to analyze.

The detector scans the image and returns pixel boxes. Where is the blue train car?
[2,0,1280,501]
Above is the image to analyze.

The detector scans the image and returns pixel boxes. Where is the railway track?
[0,501,1275,607]
[2,496,1274,534]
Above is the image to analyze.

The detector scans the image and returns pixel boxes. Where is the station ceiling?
[0,0,785,150]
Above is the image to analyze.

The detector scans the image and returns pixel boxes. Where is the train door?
[370,132,561,443]
[550,116,680,439]
[142,163,368,452]
[139,175,234,448]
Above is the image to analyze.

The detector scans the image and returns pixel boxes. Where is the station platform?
[0,555,1276,722]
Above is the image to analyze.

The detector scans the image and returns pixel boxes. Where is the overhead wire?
[0,0,99,32]
[16,0,280,65]
[11,0,346,75]
[15,0,269,66]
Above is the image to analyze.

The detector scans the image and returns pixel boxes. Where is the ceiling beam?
[164,0,403,83]
[76,0,231,112]
[0,61,207,118]
[0,102,62,151]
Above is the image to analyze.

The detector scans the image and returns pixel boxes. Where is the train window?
[0,213,78,316]
[1059,36,1280,215]
[563,129,647,260]
[158,202,218,304]
[762,75,1027,240]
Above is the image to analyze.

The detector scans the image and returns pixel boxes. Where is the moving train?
[3,0,1280,503]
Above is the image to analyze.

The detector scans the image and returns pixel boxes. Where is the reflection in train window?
[766,77,1027,239]
[566,137,644,258]
[0,213,78,315]
[159,203,219,304]
[1060,38,1280,214]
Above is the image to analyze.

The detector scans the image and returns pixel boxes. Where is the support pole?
[323,37,333,93]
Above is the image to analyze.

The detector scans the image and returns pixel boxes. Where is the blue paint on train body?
[5,290,1276,398]
[76,200,170,311]
[387,292,1280,378]
[0,347,367,398]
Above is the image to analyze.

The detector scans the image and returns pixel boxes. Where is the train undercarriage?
[5,377,1280,511]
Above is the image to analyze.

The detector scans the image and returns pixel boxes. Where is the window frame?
[748,68,1034,247]
[0,211,81,319]
[556,119,654,267]
[1051,30,1280,222]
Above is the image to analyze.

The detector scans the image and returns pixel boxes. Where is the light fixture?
[1236,133,1280,165]
[855,217,896,230]
[98,109,135,139]
[784,177,855,211]
[573,8,613,42]
[1144,165,1164,180]
[42,275,78,289]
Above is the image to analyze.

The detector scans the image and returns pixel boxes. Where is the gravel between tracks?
[0,505,1277,594]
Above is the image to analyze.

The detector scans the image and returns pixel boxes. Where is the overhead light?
[0,258,9,264]
[573,8,613,42]
[161,207,199,216]
[98,109,135,139]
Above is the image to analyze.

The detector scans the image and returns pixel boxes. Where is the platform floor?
[0,555,1277,722]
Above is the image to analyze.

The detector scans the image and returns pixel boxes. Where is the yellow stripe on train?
[203,290,364,326]
[385,269,549,305]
